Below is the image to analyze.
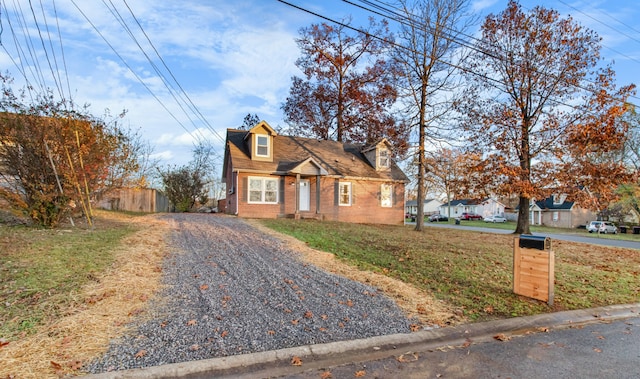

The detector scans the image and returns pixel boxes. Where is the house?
[222,121,408,224]
[530,194,596,228]
[405,198,443,216]
[439,198,506,218]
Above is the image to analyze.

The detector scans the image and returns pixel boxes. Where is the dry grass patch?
[0,211,171,378]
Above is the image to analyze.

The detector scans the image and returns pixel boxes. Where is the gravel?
[86,214,417,373]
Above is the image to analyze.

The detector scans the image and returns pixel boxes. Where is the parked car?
[460,212,483,220]
[587,221,617,234]
[484,215,506,223]
[429,213,449,222]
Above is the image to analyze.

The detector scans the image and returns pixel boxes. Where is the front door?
[299,179,310,211]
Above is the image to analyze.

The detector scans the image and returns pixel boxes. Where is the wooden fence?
[96,188,169,213]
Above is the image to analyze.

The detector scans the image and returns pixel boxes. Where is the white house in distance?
[439,198,506,218]
[405,198,443,216]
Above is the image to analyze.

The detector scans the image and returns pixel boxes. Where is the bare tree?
[393,0,474,231]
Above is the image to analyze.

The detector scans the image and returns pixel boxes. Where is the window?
[256,135,269,157]
[378,149,389,168]
[381,184,392,207]
[339,182,351,206]
[248,177,278,204]
[552,211,559,221]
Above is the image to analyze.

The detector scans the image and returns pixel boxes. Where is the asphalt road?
[417,221,640,250]
[275,315,640,379]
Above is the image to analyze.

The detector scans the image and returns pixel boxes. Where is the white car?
[587,221,617,234]
[484,215,506,223]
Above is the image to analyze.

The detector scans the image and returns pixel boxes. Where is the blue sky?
[1,0,639,168]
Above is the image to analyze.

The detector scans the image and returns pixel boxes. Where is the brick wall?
[233,173,405,225]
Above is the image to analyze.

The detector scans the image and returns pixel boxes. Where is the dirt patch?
[246,219,464,327]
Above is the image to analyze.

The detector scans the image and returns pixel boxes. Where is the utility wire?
[119,0,225,144]
[278,0,633,115]
[68,0,203,144]
[344,0,640,105]
[99,0,209,143]
[29,0,66,102]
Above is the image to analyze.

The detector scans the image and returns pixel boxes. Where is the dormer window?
[379,149,389,168]
[256,135,269,157]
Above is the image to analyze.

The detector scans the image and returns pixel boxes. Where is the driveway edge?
[83,303,639,378]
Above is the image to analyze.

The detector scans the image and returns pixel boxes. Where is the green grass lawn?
[0,216,137,340]
[262,219,640,322]
[414,218,640,241]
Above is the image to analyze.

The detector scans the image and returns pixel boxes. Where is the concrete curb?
[83,303,639,378]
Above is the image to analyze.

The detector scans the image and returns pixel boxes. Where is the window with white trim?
[256,135,269,157]
[381,183,392,207]
[552,211,559,221]
[379,149,389,168]
[339,182,351,206]
[248,177,278,203]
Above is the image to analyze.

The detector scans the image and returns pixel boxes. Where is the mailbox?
[518,235,551,250]
[514,235,554,305]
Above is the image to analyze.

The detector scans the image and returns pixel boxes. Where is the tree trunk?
[515,196,531,234]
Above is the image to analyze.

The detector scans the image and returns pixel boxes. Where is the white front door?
[299,179,310,211]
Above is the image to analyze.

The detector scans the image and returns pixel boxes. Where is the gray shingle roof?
[225,129,408,182]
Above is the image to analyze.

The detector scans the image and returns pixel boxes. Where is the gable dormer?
[362,138,392,171]
[245,120,277,162]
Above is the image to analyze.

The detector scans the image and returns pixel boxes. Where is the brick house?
[222,121,408,224]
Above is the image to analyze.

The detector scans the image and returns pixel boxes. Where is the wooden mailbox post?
[513,235,554,306]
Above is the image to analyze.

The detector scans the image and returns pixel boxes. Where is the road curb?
[83,303,639,378]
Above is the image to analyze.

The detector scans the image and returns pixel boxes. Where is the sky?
[1,0,639,170]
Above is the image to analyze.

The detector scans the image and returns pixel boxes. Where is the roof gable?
[535,195,574,210]
[224,129,408,182]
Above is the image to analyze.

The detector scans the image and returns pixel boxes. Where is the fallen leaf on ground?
[291,356,303,366]
[397,352,419,363]
[134,349,147,358]
[50,361,63,370]
[354,370,366,377]
[187,319,197,326]
[494,333,511,341]
[320,371,333,379]
[200,284,209,290]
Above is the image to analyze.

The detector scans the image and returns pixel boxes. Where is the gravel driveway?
[87,214,416,373]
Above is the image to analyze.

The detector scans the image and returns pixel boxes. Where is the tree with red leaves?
[282,17,408,154]
[457,0,635,234]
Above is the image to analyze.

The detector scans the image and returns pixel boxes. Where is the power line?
[66,0,209,145]
[118,0,225,144]
[346,0,640,105]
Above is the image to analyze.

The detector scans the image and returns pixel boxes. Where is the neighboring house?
[405,199,443,216]
[439,198,506,218]
[530,194,596,228]
[222,121,408,224]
